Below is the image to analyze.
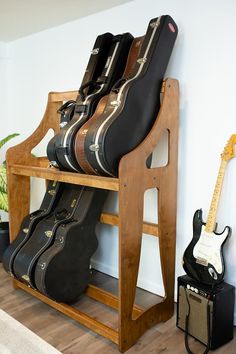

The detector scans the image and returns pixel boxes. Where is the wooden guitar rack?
[6,78,179,352]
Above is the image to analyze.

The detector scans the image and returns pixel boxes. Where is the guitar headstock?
[221,134,236,161]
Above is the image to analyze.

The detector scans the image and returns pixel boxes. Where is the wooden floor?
[0,265,235,354]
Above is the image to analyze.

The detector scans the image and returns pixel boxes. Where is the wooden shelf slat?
[13,279,119,344]
[100,212,159,237]
[50,90,78,102]
[10,164,119,191]
[85,284,143,318]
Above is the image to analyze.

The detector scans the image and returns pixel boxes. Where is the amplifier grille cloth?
[177,285,213,345]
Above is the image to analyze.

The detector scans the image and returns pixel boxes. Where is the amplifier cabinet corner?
[177,275,235,350]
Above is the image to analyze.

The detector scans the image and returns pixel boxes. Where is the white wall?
[0,42,11,221]
[0,42,10,144]
[4,0,236,323]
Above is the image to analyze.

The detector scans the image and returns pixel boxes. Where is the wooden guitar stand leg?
[6,79,179,352]
[118,79,179,351]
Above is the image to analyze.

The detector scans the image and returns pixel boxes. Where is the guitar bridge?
[196,257,208,266]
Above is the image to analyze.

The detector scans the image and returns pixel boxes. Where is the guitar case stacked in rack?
[4,182,108,302]
[3,15,178,304]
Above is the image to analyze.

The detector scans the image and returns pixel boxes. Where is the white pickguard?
[193,229,228,274]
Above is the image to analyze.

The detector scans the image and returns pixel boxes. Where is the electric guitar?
[183,135,236,285]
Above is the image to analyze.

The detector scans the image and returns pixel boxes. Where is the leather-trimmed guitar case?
[75,36,144,174]
[53,32,133,172]
[2,180,62,276]
[75,15,178,177]
[47,32,114,169]
[34,187,108,303]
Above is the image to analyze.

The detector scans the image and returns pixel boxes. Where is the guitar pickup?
[196,257,208,266]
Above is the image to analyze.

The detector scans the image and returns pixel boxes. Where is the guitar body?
[34,187,108,303]
[79,15,178,177]
[183,209,231,285]
[2,180,62,276]
[53,32,133,172]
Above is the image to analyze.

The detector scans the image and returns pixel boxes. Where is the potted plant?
[0,133,19,261]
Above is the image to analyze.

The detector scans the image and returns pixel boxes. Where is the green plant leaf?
[0,133,20,149]
[0,165,7,193]
[0,134,19,216]
[0,191,8,212]
[0,165,8,212]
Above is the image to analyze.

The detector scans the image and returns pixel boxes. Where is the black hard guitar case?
[53,32,133,172]
[34,187,108,303]
[47,32,114,169]
[82,15,178,176]
[12,183,85,287]
[2,180,62,276]
[47,100,76,168]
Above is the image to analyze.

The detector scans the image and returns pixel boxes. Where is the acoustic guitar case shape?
[54,32,134,173]
[81,15,178,177]
[12,183,86,288]
[2,180,62,276]
[34,187,108,303]
[47,100,76,169]
[47,32,114,170]
[75,37,144,175]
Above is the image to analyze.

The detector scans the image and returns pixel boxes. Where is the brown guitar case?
[53,33,133,172]
[46,32,114,169]
[74,15,178,177]
[75,36,144,174]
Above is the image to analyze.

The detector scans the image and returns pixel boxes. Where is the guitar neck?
[205,159,228,233]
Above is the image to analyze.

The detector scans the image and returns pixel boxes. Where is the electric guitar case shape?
[2,180,62,276]
[52,32,133,172]
[76,15,178,177]
[47,32,114,169]
[34,187,108,303]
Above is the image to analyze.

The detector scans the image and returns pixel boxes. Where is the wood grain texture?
[6,78,178,352]
[99,212,158,237]
[10,164,119,191]
[118,79,179,351]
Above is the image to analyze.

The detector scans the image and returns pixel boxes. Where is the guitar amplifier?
[177,275,235,350]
